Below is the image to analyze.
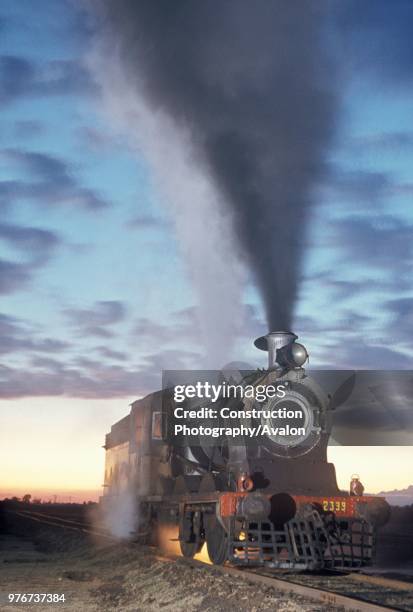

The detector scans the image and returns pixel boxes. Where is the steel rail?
[4,509,116,542]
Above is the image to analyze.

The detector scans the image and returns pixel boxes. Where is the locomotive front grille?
[227,511,374,570]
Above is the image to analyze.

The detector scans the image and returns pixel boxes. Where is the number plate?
[322,499,348,513]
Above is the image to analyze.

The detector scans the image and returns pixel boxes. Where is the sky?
[1,1,413,500]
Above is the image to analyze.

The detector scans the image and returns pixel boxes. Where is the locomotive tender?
[102,331,389,569]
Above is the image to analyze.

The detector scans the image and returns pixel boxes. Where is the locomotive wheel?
[179,539,203,558]
[179,508,204,558]
[205,514,228,565]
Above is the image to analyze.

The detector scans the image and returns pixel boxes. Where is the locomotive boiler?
[102,331,390,569]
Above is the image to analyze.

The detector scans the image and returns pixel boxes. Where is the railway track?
[4,508,115,541]
[178,558,406,612]
[6,508,413,611]
[239,566,413,611]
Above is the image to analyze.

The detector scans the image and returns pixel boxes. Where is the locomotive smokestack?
[254,331,308,371]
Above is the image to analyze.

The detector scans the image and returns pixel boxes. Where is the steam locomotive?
[102,332,390,569]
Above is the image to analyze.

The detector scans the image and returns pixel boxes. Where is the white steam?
[101,489,137,539]
[88,39,245,367]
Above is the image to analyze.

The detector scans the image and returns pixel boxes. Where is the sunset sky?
[1,1,413,501]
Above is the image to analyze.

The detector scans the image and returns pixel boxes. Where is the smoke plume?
[90,1,336,334]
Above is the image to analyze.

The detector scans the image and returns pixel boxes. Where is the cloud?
[0,312,70,354]
[0,55,96,107]
[322,169,393,205]
[13,120,45,139]
[0,361,147,399]
[0,148,109,211]
[387,297,413,318]
[1,300,410,399]
[77,125,129,153]
[0,260,32,294]
[142,348,202,372]
[326,215,413,272]
[0,221,59,264]
[292,305,413,370]
[63,300,127,337]
[74,356,103,370]
[347,131,413,153]
[0,180,21,206]
[33,338,70,352]
[313,172,413,310]
[316,337,410,370]
[132,303,268,369]
[386,297,413,341]
[0,348,199,399]
[0,221,61,294]
[295,311,372,338]
[132,305,240,358]
[321,170,413,206]
[133,317,179,345]
[336,0,413,84]
[29,356,64,371]
[0,306,204,398]
[127,214,167,230]
[7,149,71,179]
[327,372,413,444]
[96,346,127,361]
[301,272,367,302]
[0,56,34,105]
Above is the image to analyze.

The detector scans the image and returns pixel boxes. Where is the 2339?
[322,499,347,513]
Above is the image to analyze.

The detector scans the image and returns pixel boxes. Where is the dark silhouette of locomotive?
[102,332,389,569]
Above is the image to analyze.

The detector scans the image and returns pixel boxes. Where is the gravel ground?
[0,513,336,612]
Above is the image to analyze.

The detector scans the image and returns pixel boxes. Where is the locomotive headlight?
[277,342,308,368]
[237,472,254,492]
